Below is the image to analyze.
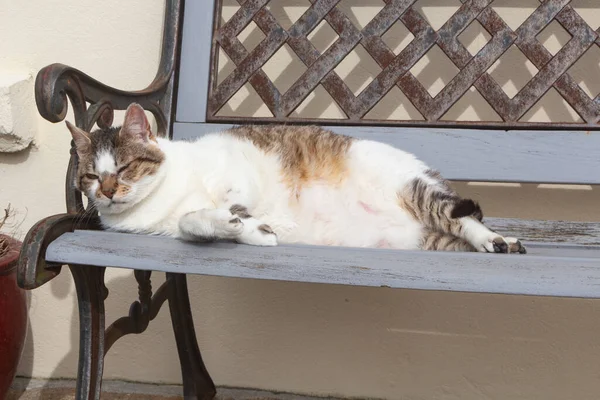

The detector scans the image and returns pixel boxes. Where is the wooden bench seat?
[47,217,600,298]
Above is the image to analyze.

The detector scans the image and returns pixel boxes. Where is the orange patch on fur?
[227,125,353,197]
[115,185,131,197]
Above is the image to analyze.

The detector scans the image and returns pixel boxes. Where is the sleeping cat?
[66,103,526,254]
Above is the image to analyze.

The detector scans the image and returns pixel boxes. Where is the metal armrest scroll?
[35,63,171,134]
[17,213,101,290]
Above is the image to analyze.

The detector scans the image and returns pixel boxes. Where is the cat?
[65,103,526,254]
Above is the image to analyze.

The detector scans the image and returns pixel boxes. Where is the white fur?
[87,132,504,251]
[460,216,498,252]
[236,216,278,246]
[179,209,243,240]
[95,150,117,175]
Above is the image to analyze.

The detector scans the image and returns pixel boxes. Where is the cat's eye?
[85,173,99,180]
[117,163,131,174]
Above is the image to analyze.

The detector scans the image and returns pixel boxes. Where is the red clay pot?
[0,235,27,399]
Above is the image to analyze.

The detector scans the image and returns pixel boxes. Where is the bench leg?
[70,265,106,400]
[166,273,216,400]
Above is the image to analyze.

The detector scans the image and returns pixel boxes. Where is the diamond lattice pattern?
[208,0,600,127]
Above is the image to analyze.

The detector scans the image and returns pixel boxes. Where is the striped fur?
[421,230,477,252]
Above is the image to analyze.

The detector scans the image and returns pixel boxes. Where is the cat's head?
[66,103,165,215]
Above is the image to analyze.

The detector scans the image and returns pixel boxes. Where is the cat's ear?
[65,121,91,156]
[121,103,156,143]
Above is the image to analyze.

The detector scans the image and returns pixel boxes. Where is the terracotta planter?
[0,235,27,399]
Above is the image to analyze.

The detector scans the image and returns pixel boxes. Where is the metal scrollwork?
[104,271,170,354]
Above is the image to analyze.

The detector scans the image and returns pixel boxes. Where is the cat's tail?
[450,198,483,221]
[400,176,484,235]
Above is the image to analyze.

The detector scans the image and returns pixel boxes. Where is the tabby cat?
[66,103,526,254]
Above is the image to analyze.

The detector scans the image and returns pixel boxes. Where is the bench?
[18,0,600,399]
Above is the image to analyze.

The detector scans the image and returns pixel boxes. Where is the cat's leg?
[420,230,526,253]
[401,174,526,254]
[178,208,244,242]
[179,207,277,246]
[460,213,527,254]
[421,230,478,252]
[186,178,276,245]
[229,204,278,246]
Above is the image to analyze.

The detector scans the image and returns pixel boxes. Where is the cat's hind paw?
[505,237,527,254]
[484,236,526,254]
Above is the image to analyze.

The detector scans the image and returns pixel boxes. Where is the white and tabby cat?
[66,103,526,254]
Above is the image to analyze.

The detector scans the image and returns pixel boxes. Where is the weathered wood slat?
[46,229,600,299]
[172,122,600,185]
[486,218,600,246]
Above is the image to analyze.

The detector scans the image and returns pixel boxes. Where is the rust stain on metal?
[206,0,600,129]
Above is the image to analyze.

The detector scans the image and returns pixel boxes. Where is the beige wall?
[2,1,600,399]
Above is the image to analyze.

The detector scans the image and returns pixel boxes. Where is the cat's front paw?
[212,210,245,239]
[236,218,278,246]
[180,209,244,240]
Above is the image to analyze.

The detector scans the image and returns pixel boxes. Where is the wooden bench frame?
[17,1,600,399]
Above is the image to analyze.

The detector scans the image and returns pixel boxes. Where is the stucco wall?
[2,1,600,399]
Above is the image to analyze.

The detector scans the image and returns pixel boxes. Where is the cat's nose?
[101,188,115,199]
[100,175,117,199]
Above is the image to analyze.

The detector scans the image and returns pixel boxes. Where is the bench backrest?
[172,0,600,184]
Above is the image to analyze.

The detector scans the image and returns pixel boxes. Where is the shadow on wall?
[28,267,180,383]
[14,271,79,398]
[17,269,183,396]
[0,146,33,166]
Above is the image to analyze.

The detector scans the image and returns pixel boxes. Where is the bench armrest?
[17,213,101,290]
[35,63,172,134]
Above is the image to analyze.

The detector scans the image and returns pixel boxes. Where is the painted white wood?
[174,0,216,122]
[46,227,600,298]
[171,122,600,184]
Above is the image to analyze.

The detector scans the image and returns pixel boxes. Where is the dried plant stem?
[0,204,14,258]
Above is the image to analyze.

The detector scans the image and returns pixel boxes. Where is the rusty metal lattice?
[207,0,600,128]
